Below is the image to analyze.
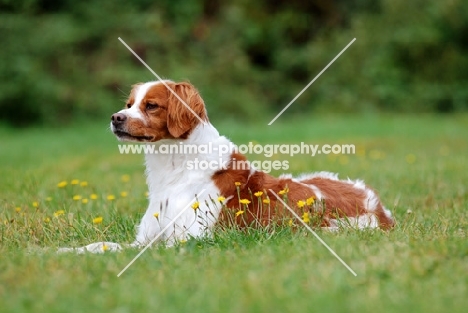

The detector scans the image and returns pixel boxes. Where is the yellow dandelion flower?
[262,198,270,204]
[82,199,89,204]
[120,191,128,198]
[217,196,226,203]
[90,194,98,200]
[297,200,305,209]
[92,216,103,224]
[46,197,53,202]
[302,212,310,223]
[145,191,149,197]
[102,244,108,251]
[44,217,51,223]
[57,181,68,188]
[153,213,159,218]
[278,187,289,195]
[121,174,130,182]
[32,201,39,208]
[71,179,80,185]
[72,195,82,201]
[54,210,65,217]
[15,207,21,213]
[306,197,315,206]
[107,195,115,201]
[288,219,293,226]
[254,191,263,197]
[234,182,241,186]
[235,210,244,217]
[191,201,200,210]
[80,181,88,187]
[239,199,251,205]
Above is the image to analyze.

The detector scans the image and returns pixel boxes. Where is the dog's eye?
[126,103,132,109]
[146,103,159,110]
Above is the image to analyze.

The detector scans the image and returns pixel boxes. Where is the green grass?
[0,114,467,313]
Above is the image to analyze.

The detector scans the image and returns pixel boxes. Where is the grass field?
[0,114,467,313]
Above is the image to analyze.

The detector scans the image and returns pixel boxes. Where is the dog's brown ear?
[167,82,207,138]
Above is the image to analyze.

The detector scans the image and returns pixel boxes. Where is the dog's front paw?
[85,242,122,253]
[57,242,122,254]
[57,246,87,254]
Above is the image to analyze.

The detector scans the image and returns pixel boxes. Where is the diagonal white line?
[118,37,207,126]
[268,38,356,125]
[269,189,357,276]
[117,190,206,277]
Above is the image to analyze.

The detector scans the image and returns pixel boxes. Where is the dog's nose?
[111,113,127,125]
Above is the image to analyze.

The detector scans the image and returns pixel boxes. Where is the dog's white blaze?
[122,81,172,121]
[124,83,154,120]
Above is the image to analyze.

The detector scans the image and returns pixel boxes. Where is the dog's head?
[110,80,208,142]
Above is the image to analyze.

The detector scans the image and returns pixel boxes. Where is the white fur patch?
[135,123,230,246]
[297,171,339,181]
[308,184,323,201]
[364,188,379,212]
[347,178,366,190]
[329,213,379,229]
[382,206,393,219]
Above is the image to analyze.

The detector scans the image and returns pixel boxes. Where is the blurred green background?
[1,0,467,127]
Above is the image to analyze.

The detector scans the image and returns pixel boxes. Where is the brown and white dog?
[61,80,394,253]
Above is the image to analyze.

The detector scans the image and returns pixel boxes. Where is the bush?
[0,0,467,126]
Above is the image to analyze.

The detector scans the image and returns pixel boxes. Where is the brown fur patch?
[166,82,207,138]
[213,153,394,229]
[213,153,318,226]
[300,178,366,218]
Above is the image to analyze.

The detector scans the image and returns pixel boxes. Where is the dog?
[60,80,394,253]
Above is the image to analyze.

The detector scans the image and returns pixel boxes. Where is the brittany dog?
[61,80,394,253]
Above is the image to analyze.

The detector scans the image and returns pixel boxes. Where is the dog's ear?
[167,82,207,138]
